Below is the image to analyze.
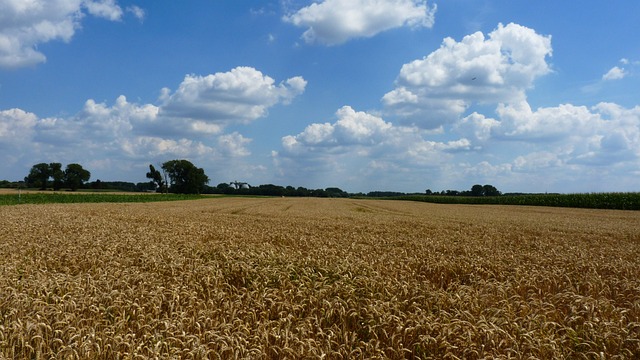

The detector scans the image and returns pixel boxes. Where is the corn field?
[1,198,639,359]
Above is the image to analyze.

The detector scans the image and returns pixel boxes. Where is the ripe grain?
[1,198,639,358]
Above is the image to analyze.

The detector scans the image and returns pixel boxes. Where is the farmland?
[390,192,640,210]
[0,190,204,206]
[1,198,639,358]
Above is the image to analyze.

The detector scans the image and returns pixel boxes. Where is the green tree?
[64,163,91,191]
[25,163,51,190]
[470,184,484,196]
[325,187,348,197]
[161,160,209,194]
[50,162,64,191]
[470,184,501,196]
[216,182,234,194]
[483,184,501,196]
[146,164,166,193]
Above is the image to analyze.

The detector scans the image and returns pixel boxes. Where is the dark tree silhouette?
[25,163,51,190]
[64,163,91,191]
[162,160,209,194]
[146,164,166,193]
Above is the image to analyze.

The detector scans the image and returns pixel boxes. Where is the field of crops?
[1,198,639,358]
[0,190,204,206]
[392,192,640,210]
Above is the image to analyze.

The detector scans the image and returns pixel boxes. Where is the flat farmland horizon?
[1,197,639,358]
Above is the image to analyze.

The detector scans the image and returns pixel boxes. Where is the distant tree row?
[16,160,500,198]
[209,183,348,197]
[88,180,157,192]
[24,163,91,191]
[144,160,349,197]
[17,160,348,197]
[425,184,501,197]
[365,185,501,198]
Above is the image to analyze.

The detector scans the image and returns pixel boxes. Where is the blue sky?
[1,0,639,193]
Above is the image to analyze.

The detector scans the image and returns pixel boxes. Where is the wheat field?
[1,197,639,359]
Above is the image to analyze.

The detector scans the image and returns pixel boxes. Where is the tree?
[483,184,501,196]
[64,163,91,191]
[325,187,348,197]
[136,181,156,192]
[216,182,234,194]
[253,184,285,196]
[470,184,485,196]
[50,162,64,191]
[161,160,209,194]
[470,184,501,196]
[25,163,51,189]
[146,164,166,193]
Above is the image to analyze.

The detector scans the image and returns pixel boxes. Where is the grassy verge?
[387,192,640,210]
[0,192,206,206]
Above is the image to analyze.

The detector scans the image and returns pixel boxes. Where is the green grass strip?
[0,192,206,206]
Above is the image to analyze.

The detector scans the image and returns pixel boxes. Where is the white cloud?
[284,0,436,45]
[0,0,140,68]
[126,5,145,21]
[274,96,640,191]
[494,101,599,140]
[218,132,252,157]
[455,112,499,143]
[602,66,626,81]
[282,106,395,152]
[570,103,640,166]
[159,67,306,134]
[84,0,122,21]
[120,137,212,159]
[0,66,308,182]
[275,106,471,189]
[383,23,552,128]
[0,108,38,147]
[454,99,640,169]
[512,151,564,172]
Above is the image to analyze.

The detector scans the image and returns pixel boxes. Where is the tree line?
[18,160,210,194]
[11,160,500,197]
[210,183,348,197]
[425,184,501,197]
[360,185,501,198]
[23,163,91,191]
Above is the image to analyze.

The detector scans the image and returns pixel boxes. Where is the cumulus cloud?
[281,106,395,152]
[512,151,564,172]
[120,137,213,159]
[383,23,552,128]
[0,0,137,68]
[494,101,600,140]
[159,67,306,134]
[0,66,304,181]
[454,99,640,169]
[454,112,499,143]
[284,0,436,45]
[0,108,38,147]
[275,106,472,189]
[84,0,123,21]
[218,132,252,157]
[274,94,640,192]
[602,66,626,81]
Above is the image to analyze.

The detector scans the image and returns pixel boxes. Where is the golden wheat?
[1,198,639,359]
